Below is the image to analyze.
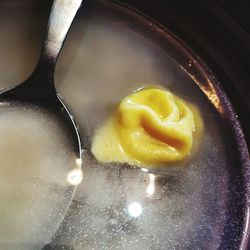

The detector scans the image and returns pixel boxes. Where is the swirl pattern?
[92,88,196,167]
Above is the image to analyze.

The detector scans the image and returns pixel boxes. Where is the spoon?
[0,1,83,166]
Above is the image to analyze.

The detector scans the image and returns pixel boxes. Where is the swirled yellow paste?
[92,88,200,167]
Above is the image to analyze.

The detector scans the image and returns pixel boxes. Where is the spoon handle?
[22,0,83,97]
[0,1,83,101]
[45,0,82,60]
[43,0,82,61]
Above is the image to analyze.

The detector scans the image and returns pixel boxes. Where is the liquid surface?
[0,1,232,249]
[92,88,197,166]
[0,104,77,249]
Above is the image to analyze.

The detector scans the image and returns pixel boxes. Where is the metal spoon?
[0,0,83,164]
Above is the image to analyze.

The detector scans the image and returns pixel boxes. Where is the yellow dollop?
[92,88,199,167]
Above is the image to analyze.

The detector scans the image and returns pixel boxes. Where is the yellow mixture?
[92,88,200,167]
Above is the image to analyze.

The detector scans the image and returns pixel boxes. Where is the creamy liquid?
[0,103,77,248]
[0,1,229,249]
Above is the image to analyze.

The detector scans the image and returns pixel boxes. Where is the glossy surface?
[92,88,197,166]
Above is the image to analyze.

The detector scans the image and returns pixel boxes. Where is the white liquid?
[51,6,228,250]
[0,104,76,248]
[0,1,229,249]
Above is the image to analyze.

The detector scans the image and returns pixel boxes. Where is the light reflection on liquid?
[66,158,83,186]
[146,173,156,196]
[128,202,143,218]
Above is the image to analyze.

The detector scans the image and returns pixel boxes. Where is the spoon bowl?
[0,0,83,246]
[0,0,83,168]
